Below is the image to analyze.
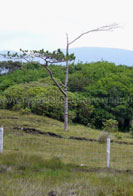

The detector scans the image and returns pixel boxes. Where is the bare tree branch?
[43,63,66,96]
[0,24,119,132]
[69,23,119,45]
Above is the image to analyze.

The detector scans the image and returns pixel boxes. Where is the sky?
[0,0,133,51]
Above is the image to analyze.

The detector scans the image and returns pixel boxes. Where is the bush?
[129,128,133,138]
[0,95,6,109]
[103,119,118,132]
[12,103,24,111]
[3,79,77,122]
[115,132,122,139]
[98,132,110,143]
[20,108,31,114]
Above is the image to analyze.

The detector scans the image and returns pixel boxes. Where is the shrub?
[20,108,31,115]
[98,131,110,143]
[115,132,122,139]
[3,79,77,122]
[103,119,118,132]
[129,128,133,138]
[12,103,24,111]
[0,95,6,109]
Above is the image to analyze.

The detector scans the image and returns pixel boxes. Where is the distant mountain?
[69,47,133,66]
[1,47,133,66]
[0,50,19,62]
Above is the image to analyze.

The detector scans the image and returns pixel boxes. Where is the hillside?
[1,47,133,66]
[0,61,132,131]
[0,61,133,195]
[69,47,133,66]
[1,109,133,142]
[0,109,133,195]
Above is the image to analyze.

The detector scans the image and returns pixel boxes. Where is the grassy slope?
[0,109,133,196]
[1,109,132,141]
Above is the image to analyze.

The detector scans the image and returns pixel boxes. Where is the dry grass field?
[0,109,133,196]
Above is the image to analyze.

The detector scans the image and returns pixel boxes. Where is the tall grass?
[0,109,133,195]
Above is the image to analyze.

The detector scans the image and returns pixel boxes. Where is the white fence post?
[107,137,110,168]
[0,127,4,153]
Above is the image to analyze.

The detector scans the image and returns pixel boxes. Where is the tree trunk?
[64,94,68,131]
[64,35,69,131]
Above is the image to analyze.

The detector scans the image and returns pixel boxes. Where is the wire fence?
[1,127,133,171]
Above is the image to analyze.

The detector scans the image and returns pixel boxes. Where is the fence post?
[0,127,4,153]
[107,137,110,168]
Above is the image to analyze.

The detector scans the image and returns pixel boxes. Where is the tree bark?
[1,24,118,132]
[64,94,68,131]
[64,34,69,131]
[63,24,119,131]
[43,64,66,96]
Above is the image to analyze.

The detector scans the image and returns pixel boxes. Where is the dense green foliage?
[0,77,92,123]
[69,62,133,131]
[0,61,132,131]
[0,63,66,92]
[103,119,118,132]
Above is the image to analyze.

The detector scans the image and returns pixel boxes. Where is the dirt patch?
[0,117,19,119]
[46,131,63,138]
[71,167,133,175]
[69,136,133,145]
[14,127,63,138]
[69,136,97,142]
[111,140,133,145]
[14,127,133,145]
[48,191,57,196]
[22,127,44,134]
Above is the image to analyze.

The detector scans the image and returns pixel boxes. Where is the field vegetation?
[0,109,133,195]
[0,61,133,195]
[0,61,132,131]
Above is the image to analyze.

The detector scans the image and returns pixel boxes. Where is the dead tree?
[64,23,119,131]
[0,23,119,131]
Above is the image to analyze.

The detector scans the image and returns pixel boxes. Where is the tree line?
[0,61,132,131]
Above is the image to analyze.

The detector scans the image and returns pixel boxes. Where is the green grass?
[0,109,133,195]
[1,109,133,141]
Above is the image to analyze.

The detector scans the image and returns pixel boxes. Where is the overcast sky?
[0,0,133,51]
